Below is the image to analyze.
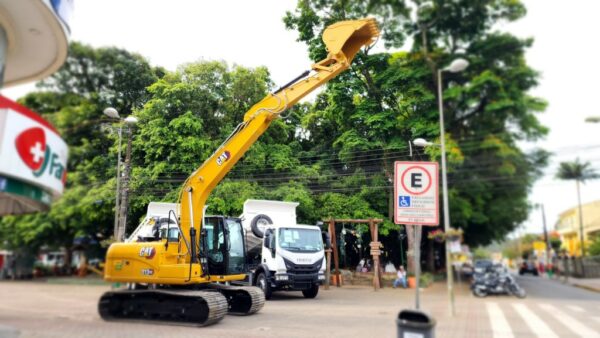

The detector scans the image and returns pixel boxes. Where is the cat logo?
[216,150,231,166]
[139,247,156,259]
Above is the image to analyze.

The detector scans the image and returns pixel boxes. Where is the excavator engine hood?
[322,18,380,61]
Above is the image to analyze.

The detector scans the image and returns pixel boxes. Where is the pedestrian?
[393,265,407,289]
[546,262,554,279]
[356,259,365,272]
[538,261,545,275]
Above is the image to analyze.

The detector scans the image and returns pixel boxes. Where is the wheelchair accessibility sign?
[394,161,439,225]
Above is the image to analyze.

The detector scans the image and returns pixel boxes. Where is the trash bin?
[397,309,436,338]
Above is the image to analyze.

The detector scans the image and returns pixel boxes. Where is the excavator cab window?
[203,216,246,275]
[225,218,246,275]
[204,216,227,275]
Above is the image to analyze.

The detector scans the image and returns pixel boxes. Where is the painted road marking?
[486,302,514,338]
[566,305,585,313]
[512,303,558,338]
[539,303,600,338]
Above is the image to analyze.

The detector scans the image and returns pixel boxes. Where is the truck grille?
[283,257,323,275]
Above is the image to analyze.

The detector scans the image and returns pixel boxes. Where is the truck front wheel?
[257,272,272,300]
[302,284,319,299]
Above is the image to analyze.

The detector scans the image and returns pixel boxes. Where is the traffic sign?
[394,161,439,225]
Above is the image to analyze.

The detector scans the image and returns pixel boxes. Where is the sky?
[2,0,600,236]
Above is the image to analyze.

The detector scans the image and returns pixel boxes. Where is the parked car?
[474,259,493,274]
[519,261,538,276]
[460,263,474,277]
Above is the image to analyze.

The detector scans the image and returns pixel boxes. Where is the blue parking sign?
[399,196,411,207]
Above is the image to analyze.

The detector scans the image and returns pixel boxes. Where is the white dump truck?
[241,199,328,299]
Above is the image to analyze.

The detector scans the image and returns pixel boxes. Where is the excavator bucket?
[322,18,380,62]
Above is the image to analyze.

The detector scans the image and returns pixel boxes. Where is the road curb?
[572,283,600,293]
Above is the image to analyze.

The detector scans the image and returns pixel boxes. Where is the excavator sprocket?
[209,284,265,315]
[98,289,228,327]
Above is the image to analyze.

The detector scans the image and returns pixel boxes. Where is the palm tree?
[556,159,599,256]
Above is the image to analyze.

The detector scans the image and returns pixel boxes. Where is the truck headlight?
[318,274,325,280]
[275,274,289,281]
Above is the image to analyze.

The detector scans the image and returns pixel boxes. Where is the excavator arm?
[179,19,380,258]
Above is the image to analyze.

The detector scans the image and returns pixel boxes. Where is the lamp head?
[124,116,139,124]
[585,116,600,123]
[103,107,120,119]
[445,58,469,73]
[413,138,432,147]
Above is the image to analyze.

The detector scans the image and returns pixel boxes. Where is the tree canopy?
[1,0,549,255]
[284,0,549,245]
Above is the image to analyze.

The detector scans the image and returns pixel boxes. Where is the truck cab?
[241,200,327,299]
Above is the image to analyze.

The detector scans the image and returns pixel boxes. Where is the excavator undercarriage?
[98,284,265,326]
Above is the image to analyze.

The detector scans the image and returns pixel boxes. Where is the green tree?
[284,0,548,246]
[556,159,599,256]
[589,235,600,257]
[0,42,161,262]
[473,247,491,260]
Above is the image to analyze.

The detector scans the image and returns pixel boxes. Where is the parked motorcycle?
[471,264,526,298]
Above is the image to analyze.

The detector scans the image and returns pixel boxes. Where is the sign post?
[394,161,439,310]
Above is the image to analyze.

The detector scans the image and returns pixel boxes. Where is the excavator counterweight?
[99,18,379,327]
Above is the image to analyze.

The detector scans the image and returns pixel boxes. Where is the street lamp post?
[538,203,551,266]
[438,58,468,317]
[103,108,138,241]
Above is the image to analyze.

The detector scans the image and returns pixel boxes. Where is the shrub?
[419,272,434,287]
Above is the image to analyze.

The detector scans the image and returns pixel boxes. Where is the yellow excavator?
[99,18,380,326]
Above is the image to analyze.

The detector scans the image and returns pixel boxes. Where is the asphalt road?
[0,276,598,338]
[517,274,600,301]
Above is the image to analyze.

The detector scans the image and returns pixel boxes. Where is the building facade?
[555,200,600,256]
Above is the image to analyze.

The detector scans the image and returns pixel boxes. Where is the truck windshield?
[278,228,323,252]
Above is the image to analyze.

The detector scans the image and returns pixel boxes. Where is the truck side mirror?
[264,229,276,258]
[264,232,272,249]
[322,231,331,250]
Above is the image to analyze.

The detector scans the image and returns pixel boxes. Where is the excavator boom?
[179,18,380,247]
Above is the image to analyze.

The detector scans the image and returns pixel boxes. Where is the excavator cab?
[203,216,246,276]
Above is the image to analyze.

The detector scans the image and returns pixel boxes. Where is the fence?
[557,255,600,278]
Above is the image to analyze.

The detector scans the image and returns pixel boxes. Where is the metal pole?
[414,224,421,309]
[399,233,405,268]
[116,125,132,241]
[541,204,551,265]
[576,180,586,257]
[0,26,8,87]
[113,125,122,240]
[438,69,455,316]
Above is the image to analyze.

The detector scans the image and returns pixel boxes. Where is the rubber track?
[209,284,265,315]
[98,289,228,327]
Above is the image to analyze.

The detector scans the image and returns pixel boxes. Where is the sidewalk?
[561,276,600,293]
